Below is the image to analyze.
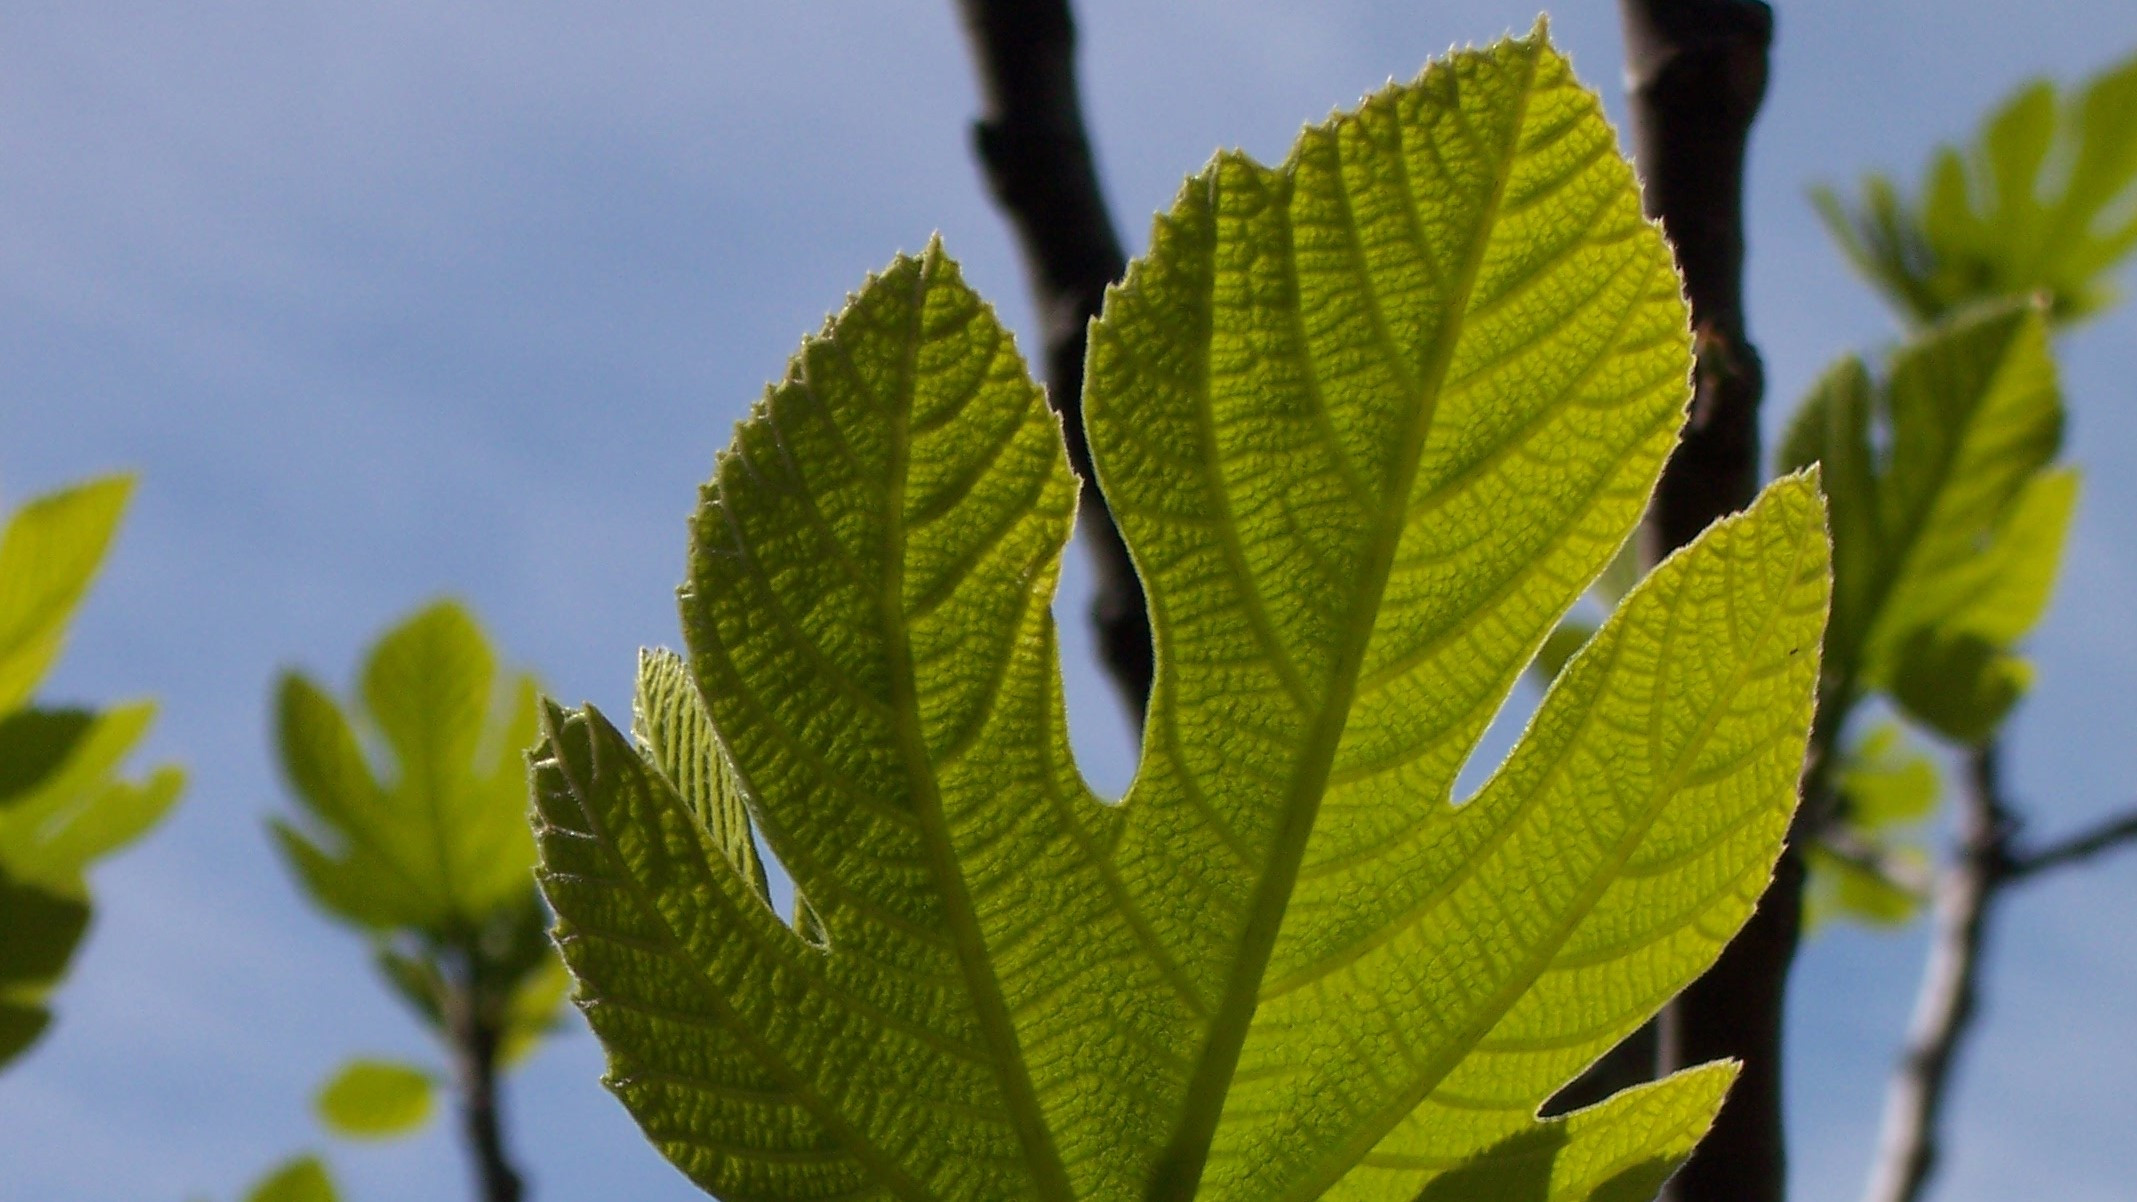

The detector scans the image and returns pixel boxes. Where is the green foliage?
[1803,724,1938,927]
[0,476,182,1069]
[240,1155,341,1202]
[270,599,565,1146]
[1779,302,2072,747]
[315,1058,437,1139]
[273,600,540,936]
[531,28,1831,1202]
[1814,49,2137,326]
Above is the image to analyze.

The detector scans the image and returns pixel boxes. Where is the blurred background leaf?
[0,477,181,1071]
[1815,50,2137,326]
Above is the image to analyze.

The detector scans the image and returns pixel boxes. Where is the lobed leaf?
[0,477,180,1070]
[271,600,541,935]
[534,25,1830,1202]
[1815,49,2137,326]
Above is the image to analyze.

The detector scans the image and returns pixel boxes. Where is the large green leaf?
[1814,49,2137,326]
[271,600,541,935]
[1779,303,2072,743]
[533,27,1829,1202]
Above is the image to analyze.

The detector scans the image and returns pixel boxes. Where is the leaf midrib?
[1146,40,1544,1202]
[873,252,1077,1202]
[1275,496,1821,1202]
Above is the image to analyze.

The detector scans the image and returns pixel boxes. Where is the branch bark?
[954,0,1149,718]
[1864,757,2137,1202]
[2010,806,2137,879]
[1611,4,1782,1201]
[446,980,526,1202]
[1861,746,2013,1202]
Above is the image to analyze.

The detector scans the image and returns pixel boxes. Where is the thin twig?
[1818,824,1935,898]
[953,0,1150,718]
[1861,745,2015,1202]
[1864,771,2137,1202]
[1609,5,1783,1199]
[2010,806,2137,879]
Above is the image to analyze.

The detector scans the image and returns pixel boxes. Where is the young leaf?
[271,600,540,936]
[533,26,1830,1202]
[1779,302,2072,743]
[0,476,133,713]
[1805,724,1937,928]
[0,477,181,1070]
[1814,49,2137,326]
[241,1156,341,1202]
[315,1058,436,1138]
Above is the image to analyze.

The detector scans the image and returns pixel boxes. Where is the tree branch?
[446,976,526,1202]
[1860,745,2014,1202]
[954,0,1150,718]
[2010,806,2137,879]
[1611,4,1782,1201]
[1864,766,2137,1202]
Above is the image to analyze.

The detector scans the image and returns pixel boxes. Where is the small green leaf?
[242,1155,341,1202]
[1816,49,2137,325]
[0,866,91,985]
[0,476,133,713]
[1837,724,1939,832]
[1806,843,1929,928]
[315,1058,436,1139]
[0,1001,50,1065]
[499,955,571,1067]
[0,864,89,1064]
[271,600,542,935]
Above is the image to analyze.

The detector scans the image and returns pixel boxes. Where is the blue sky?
[3,2,2133,1200]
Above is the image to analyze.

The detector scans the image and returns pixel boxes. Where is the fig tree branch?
[1609,5,1783,1200]
[1865,752,2137,1202]
[954,0,1150,718]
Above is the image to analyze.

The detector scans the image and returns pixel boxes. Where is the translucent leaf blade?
[315,1058,436,1139]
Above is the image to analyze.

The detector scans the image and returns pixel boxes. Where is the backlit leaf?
[1815,49,2137,325]
[0,478,180,1071]
[315,1058,436,1139]
[533,26,1829,1202]
[271,600,540,935]
[1780,303,2071,744]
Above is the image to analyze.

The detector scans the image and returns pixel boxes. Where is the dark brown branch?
[1614,4,1781,1201]
[446,979,526,1202]
[1861,746,2015,1202]
[2009,806,2137,879]
[954,0,1149,718]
